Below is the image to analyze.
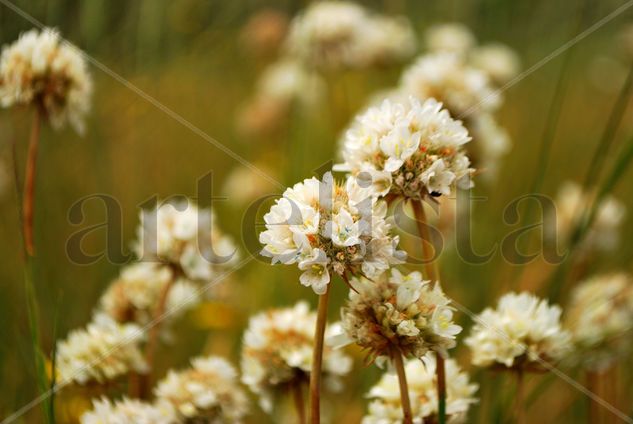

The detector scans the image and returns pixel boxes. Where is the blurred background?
[1,0,633,422]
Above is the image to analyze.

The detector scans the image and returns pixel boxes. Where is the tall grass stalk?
[411,200,445,424]
[549,134,633,300]
[309,284,330,424]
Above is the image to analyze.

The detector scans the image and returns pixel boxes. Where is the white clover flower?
[425,23,476,55]
[259,172,405,294]
[401,52,500,117]
[332,269,461,363]
[550,181,626,254]
[155,355,249,422]
[241,302,352,412]
[285,1,415,70]
[80,397,177,424]
[56,314,147,385]
[335,96,473,200]
[363,354,478,424]
[134,199,239,282]
[470,43,521,85]
[97,262,199,327]
[565,273,633,371]
[465,292,572,370]
[0,28,92,133]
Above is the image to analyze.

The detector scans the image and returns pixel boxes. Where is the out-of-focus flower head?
[80,397,177,424]
[470,43,521,85]
[331,269,461,364]
[0,28,92,134]
[259,171,405,294]
[465,291,572,371]
[401,53,500,118]
[425,23,476,56]
[550,181,626,255]
[335,96,474,200]
[285,1,416,70]
[133,199,239,282]
[223,164,279,207]
[97,262,200,328]
[565,273,633,371]
[241,302,352,412]
[362,354,478,423]
[56,314,147,385]
[239,9,289,57]
[155,355,249,422]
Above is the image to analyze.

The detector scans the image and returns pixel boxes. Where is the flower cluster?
[81,397,177,424]
[241,302,352,411]
[332,269,461,363]
[0,28,92,133]
[335,96,473,199]
[259,172,405,294]
[550,181,626,255]
[134,199,239,282]
[97,262,200,328]
[425,23,520,85]
[285,1,416,70]
[363,354,478,424]
[155,355,249,422]
[565,273,633,370]
[56,314,147,385]
[465,292,572,370]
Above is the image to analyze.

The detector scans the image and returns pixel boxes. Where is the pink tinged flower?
[298,248,331,294]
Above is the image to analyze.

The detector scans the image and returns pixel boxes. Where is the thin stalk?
[436,354,447,424]
[392,350,413,424]
[587,370,601,424]
[23,107,42,256]
[140,278,174,398]
[582,63,633,188]
[11,123,50,422]
[411,200,445,424]
[292,380,306,424]
[411,200,439,282]
[515,370,526,424]
[309,284,330,424]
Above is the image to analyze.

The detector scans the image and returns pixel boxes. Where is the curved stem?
[411,200,439,282]
[436,353,447,424]
[23,108,42,256]
[292,380,306,424]
[309,284,330,424]
[393,350,413,424]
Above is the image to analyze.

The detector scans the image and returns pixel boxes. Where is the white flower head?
[81,397,177,424]
[334,269,461,363]
[470,43,521,85]
[565,273,633,371]
[0,28,92,133]
[133,199,239,282]
[259,172,404,294]
[97,262,200,328]
[336,96,473,200]
[550,181,626,255]
[425,23,476,55]
[155,355,249,422]
[285,1,415,70]
[241,302,352,412]
[363,354,478,424]
[465,291,572,370]
[56,314,147,386]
